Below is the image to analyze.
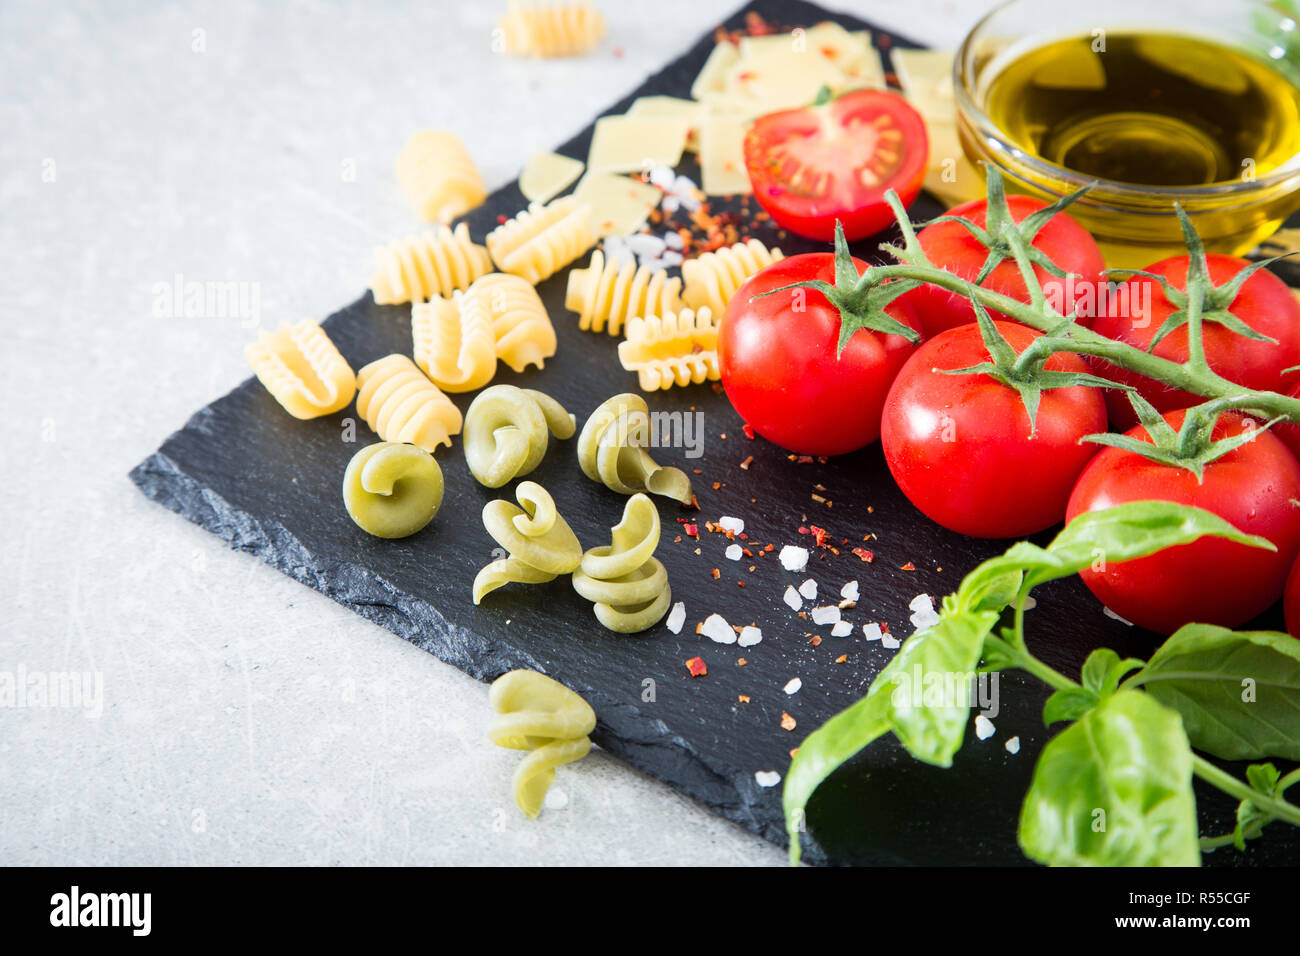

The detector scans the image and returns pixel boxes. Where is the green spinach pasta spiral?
[342,441,444,538]
[488,670,596,819]
[463,385,575,488]
[571,493,671,633]
[473,481,582,603]
[576,393,693,505]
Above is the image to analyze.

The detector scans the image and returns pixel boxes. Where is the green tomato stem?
[1192,755,1300,828]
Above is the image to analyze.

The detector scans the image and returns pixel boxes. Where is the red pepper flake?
[685,656,707,677]
[689,494,700,510]
[684,523,699,537]
[742,423,756,439]
[738,694,750,703]
[496,214,508,225]
[853,547,875,563]
[712,481,721,491]
[780,712,797,731]
[738,532,748,540]
[809,635,822,646]
[901,562,916,571]
[789,748,799,759]
[835,654,848,664]
[764,543,775,552]
[737,658,747,666]
[692,468,703,475]
[673,535,682,543]
[740,455,753,470]
[796,455,814,464]
[711,568,721,579]
[737,580,746,588]
[809,525,829,546]
[720,433,727,440]
[613,45,625,58]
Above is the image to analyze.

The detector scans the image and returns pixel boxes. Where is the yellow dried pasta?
[497,1,606,59]
[245,319,356,419]
[464,385,575,488]
[473,481,583,603]
[488,670,596,819]
[355,354,463,452]
[411,292,497,394]
[572,493,671,633]
[370,223,493,305]
[617,307,720,391]
[681,238,784,316]
[564,249,683,336]
[395,130,487,224]
[486,197,596,285]
[474,272,557,373]
[577,393,694,505]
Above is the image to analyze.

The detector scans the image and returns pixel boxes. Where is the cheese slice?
[698,110,751,196]
[587,115,691,174]
[892,48,957,124]
[724,46,848,112]
[691,40,741,99]
[922,120,986,207]
[573,172,663,237]
[627,96,704,151]
[518,152,585,204]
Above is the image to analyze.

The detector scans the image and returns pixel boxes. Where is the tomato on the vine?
[880,320,1108,538]
[742,89,928,242]
[1066,410,1300,635]
[903,194,1106,338]
[1091,254,1300,430]
[718,251,921,456]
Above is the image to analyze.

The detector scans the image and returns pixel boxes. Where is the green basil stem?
[1191,756,1300,828]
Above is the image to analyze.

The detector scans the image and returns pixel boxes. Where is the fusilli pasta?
[464,385,575,488]
[497,1,606,59]
[488,670,596,819]
[473,272,557,373]
[395,130,487,224]
[564,249,683,336]
[473,481,583,603]
[370,223,493,305]
[342,442,445,538]
[577,393,694,505]
[617,307,720,391]
[681,238,784,316]
[486,197,595,285]
[355,354,463,452]
[245,319,356,419]
[571,493,671,632]
[411,292,497,393]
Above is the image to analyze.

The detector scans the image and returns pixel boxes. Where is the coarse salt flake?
[783,677,802,695]
[831,620,853,637]
[718,516,745,534]
[783,585,802,611]
[665,601,686,634]
[810,605,841,626]
[1005,736,1021,755]
[881,633,901,650]
[974,715,996,740]
[862,622,883,641]
[780,545,809,571]
[725,543,743,561]
[701,613,736,644]
[840,580,859,602]
[755,770,781,788]
[798,578,817,600]
[738,625,763,647]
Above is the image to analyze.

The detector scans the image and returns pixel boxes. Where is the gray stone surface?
[1,0,992,866]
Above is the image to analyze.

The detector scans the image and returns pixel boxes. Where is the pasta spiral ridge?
[681,239,784,316]
[395,130,487,224]
[355,354,463,452]
[411,291,496,393]
[572,494,671,633]
[497,1,607,59]
[488,670,596,819]
[577,393,694,505]
[473,272,557,373]
[245,319,356,419]
[617,307,720,391]
[464,385,575,488]
[370,223,493,305]
[564,249,683,336]
[487,197,595,285]
[473,481,583,603]
[342,442,445,539]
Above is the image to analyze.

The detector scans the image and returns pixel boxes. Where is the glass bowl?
[955,0,1300,268]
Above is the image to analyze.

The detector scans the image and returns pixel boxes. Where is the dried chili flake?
[711,568,721,579]
[685,657,707,677]
[738,694,750,703]
[740,455,754,470]
[809,635,822,646]
[684,523,699,537]
[853,547,875,563]
[742,424,756,439]
[780,712,797,731]
[835,654,848,664]
[737,658,747,666]
[901,562,916,571]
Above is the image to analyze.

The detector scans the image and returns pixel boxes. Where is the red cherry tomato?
[880,321,1108,538]
[1066,410,1300,635]
[903,194,1106,338]
[742,89,928,242]
[718,253,920,456]
[1091,254,1300,430]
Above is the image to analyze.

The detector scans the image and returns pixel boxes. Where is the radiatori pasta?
[473,272,557,373]
[487,670,596,819]
[473,481,583,603]
[370,223,493,305]
[395,129,487,224]
[245,319,356,419]
[486,197,595,285]
[681,238,784,316]
[564,249,683,336]
[617,307,720,391]
[355,354,463,452]
[411,292,497,394]
[571,493,671,633]
[342,442,444,539]
[496,1,606,59]
[577,393,694,505]
[463,385,575,488]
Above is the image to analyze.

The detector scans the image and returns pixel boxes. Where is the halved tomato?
[742,89,928,242]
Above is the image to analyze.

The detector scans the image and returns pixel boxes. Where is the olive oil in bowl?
[981,32,1300,188]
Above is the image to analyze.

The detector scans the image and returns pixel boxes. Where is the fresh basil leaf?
[1247,762,1281,794]
[1043,687,1098,726]
[1130,624,1300,761]
[1232,763,1281,851]
[1019,690,1200,866]
[783,689,890,865]
[1081,648,1145,699]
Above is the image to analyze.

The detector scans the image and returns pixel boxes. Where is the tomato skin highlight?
[903,194,1106,338]
[1066,411,1300,636]
[1091,254,1300,430]
[742,90,928,241]
[880,321,1108,538]
[718,252,920,457]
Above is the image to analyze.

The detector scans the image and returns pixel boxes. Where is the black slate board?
[131,0,1298,865]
